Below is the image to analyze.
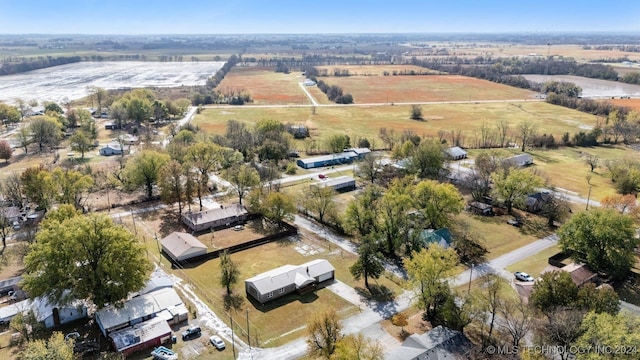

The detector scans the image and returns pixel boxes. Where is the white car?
[514,272,535,282]
[209,335,225,350]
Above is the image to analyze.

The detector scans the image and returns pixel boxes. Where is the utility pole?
[468,263,474,295]
[229,312,236,359]
[246,308,251,353]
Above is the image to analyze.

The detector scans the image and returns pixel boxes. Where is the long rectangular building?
[296,151,358,169]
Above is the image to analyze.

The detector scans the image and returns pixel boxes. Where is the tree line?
[0,56,82,76]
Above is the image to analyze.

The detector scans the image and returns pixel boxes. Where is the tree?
[22,207,150,308]
[44,102,63,114]
[89,86,108,113]
[491,168,544,214]
[585,154,599,172]
[331,333,384,360]
[304,186,337,224]
[535,308,585,359]
[52,168,94,209]
[497,297,533,347]
[600,193,639,217]
[261,191,295,225]
[306,308,343,359]
[152,100,167,122]
[378,179,412,255]
[350,236,385,290]
[558,208,638,281]
[20,332,74,360]
[184,142,224,210]
[125,96,152,123]
[405,244,458,321]
[109,101,128,129]
[10,310,42,342]
[412,180,464,229]
[226,164,259,205]
[540,192,571,227]
[575,283,619,315]
[159,160,192,215]
[518,120,537,152]
[219,250,239,295]
[410,104,423,120]
[0,140,12,162]
[69,131,92,158]
[530,271,578,312]
[407,139,447,179]
[478,274,502,347]
[573,311,640,360]
[122,150,171,200]
[344,185,382,238]
[28,116,62,152]
[0,103,20,127]
[355,153,383,184]
[20,166,56,211]
[326,133,350,154]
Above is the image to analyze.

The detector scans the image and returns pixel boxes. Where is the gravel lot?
[0,61,224,104]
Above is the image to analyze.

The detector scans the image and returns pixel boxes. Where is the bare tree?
[518,120,537,152]
[585,154,599,172]
[497,297,533,347]
[496,119,509,148]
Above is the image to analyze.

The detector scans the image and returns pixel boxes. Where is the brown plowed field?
[322,75,536,103]
[608,98,640,111]
[217,67,309,105]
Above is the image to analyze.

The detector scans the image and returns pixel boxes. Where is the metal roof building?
[312,176,356,192]
[182,203,248,232]
[245,259,335,304]
[109,317,173,357]
[160,232,207,262]
[296,151,358,169]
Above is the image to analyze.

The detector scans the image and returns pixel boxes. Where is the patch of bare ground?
[381,308,431,342]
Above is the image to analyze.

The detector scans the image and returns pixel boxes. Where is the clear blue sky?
[0,0,638,34]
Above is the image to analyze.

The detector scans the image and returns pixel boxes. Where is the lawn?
[320,75,537,103]
[505,245,561,279]
[217,67,310,105]
[127,206,404,348]
[195,102,601,151]
[455,212,545,261]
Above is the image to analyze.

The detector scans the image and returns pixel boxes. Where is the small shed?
[109,317,173,357]
[99,143,125,156]
[469,201,493,216]
[182,204,248,232]
[160,232,207,262]
[104,123,121,130]
[445,146,467,160]
[312,176,356,192]
[503,153,533,167]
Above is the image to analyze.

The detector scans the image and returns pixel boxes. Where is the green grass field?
[195,101,600,150]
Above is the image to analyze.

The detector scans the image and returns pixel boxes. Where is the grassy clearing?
[453,276,519,301]
[505,245,561,279]
[456,212,545,261]
[321,75,536,103]
[218,67,310,105]
[195,102,600,149]
[315,65,436,77]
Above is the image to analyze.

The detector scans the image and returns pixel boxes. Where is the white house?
[99,143,125,156]
[245,259,335,304]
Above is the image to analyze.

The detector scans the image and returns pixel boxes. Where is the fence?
[164,221,298,268]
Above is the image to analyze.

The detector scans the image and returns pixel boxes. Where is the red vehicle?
[318,174,327,179]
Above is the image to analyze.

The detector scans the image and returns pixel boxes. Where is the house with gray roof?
[503,153,534,168]
[245,259,335,304]
[296,151,358,169]
[160,232,207,262]
[385,325,473,360]
[182,203,248,232]
[445,146,467,160]
[312,176,356,192]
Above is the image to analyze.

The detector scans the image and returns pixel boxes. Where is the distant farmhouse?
[182,204,248,232]
[445,146,468,161]
[303,79,316,86]
[99,143,125,156]
[503,153,533,168]
[245,259,335,304]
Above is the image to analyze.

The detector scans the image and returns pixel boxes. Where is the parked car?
[233,225,244,231]
[514,272,535,282]
[64,332,80,341]
[318,174,327,179]
[181,325,201,340]
[209,335,226,350]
